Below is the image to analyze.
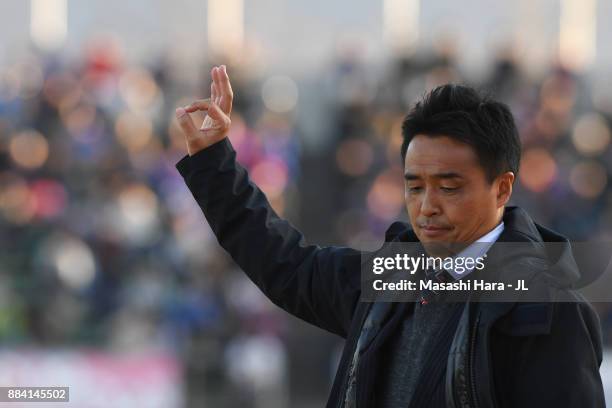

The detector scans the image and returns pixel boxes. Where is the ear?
[496,172,514,207]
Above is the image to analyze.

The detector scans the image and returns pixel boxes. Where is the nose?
[420,188,441,217]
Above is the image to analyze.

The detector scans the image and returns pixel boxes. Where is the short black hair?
[400,84,521,183]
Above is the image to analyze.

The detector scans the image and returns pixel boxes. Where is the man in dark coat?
[173,65,605,407]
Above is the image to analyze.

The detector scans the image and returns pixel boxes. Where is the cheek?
[405,195,419,217]
[442,194,479,224]
[449,189,497,228]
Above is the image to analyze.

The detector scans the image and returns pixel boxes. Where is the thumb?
[175,107,197,139]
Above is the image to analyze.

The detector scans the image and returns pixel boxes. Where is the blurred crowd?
[1,39,612,407]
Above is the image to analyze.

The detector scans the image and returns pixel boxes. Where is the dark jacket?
[176,137,605,408]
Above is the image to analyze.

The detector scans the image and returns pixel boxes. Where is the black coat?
[176,138,605,408]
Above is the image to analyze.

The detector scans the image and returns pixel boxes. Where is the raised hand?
[175,65,233,156]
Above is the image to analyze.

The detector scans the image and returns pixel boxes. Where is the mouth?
[418,224,452,238]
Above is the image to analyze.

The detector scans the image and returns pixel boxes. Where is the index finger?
[184,99,211,113]
[217,65,233,113]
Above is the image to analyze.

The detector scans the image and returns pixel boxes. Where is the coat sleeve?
[175,138,363,338]
[499,301,605,407]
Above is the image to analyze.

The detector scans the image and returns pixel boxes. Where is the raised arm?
[174,66,362,337]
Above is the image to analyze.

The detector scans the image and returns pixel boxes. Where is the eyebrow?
[404,172,464,181]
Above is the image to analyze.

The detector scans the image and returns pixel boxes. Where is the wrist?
[187,140,207,156]
[186,136,228,156]
[187,139,213,156]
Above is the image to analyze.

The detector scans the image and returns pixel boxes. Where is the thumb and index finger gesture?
[175,65,233,155]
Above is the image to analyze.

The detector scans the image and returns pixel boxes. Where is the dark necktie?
[419,267,454,305]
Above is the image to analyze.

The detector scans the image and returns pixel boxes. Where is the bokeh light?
[569,160,608,199]
[571,113,611,157]
[251,158,289,200]
[261,76,299,113]
[0,174,36,224]
[37,233,97,291]
[115,111,154,152]
[115,183,161,246]
[119,68,160,112]
[519,148,557,192]
[9,130,49,170]
[55,240,96,290]
[30,179,68,220]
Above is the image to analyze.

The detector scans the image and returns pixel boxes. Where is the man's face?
[404,135,512,255]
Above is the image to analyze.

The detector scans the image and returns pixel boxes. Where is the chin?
[420,240,450,257]
[420,237,465,258]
